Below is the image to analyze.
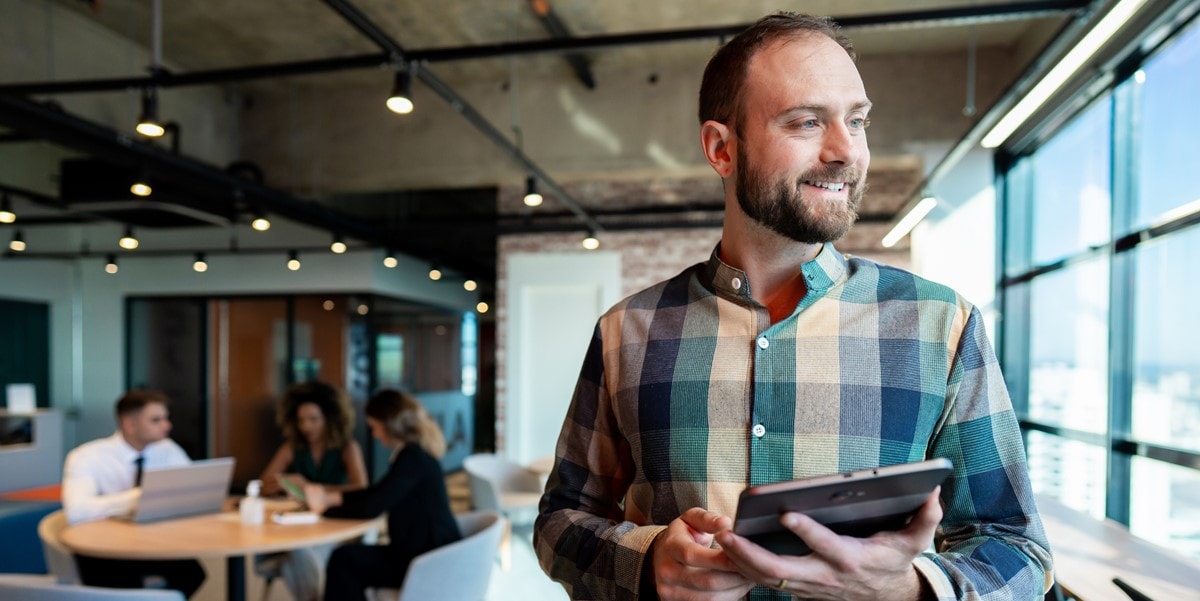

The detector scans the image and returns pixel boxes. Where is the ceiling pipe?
[0,96,390,249]
[0,0,1089,96]
[528,0,596,89]
[321,0,603,234]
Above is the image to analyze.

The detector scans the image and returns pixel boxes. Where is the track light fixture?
[523,175,543,207]
[136,88,166,138]
[130,172,153,197]
[476,301,490,314]
[582,230,600,250]
[9,229,26,252]
[118,227,139,250]
[330,234,347,254]
[386,67,414,115]
[250,211,271,232]
[383,249,398,268]
[105,254,119,274]
[192,252,208,273]
[428,265,442,281]
[287,250,301,271]
[463,279,478,292]
[0,192,15,223]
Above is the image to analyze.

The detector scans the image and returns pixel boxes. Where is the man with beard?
[533,12,1052,601]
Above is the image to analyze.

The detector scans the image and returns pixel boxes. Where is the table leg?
[227,555,246,601]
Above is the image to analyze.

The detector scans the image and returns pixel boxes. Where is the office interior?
[1,0,1198,599]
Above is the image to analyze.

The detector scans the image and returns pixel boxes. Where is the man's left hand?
[714,487,941,601]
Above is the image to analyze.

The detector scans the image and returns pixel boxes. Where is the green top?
[289,446,348,485]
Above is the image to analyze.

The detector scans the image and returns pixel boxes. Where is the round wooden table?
[62,510,382,601]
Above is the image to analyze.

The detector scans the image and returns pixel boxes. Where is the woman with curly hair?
[255,380,368,601]
[260,380,368,496]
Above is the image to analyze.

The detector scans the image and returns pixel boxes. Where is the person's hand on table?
[649,507,755,601]
[715,487,942,601]
[302,483,341,514]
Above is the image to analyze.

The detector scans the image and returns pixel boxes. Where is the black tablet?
[732,458,953,555]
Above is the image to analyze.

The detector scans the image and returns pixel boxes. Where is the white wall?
[504,251,621,465]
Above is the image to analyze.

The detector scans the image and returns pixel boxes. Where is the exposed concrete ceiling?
[0,0,1081,285]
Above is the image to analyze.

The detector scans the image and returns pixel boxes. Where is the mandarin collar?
[703,242,848,303]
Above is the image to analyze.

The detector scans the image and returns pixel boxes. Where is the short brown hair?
[115,389,169,419]
[277,380,355,450]
[698,12,855,126]
[365,389,447,459]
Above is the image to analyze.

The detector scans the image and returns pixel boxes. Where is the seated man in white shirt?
[62,389,206,598]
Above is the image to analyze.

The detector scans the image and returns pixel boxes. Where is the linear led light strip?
[882,196,938,248]
[981,0,1149,148]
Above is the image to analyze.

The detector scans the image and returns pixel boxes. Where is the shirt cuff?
[913,555,956,601]
[624,524,668,599]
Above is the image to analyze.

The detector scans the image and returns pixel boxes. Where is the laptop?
[131,457,236,523]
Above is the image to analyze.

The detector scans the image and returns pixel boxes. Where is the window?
[1001,14,1200,561]
[1029,96,1111,266]
[1134,22,1200,229]
[1132,230,1200,453]
[1027,430,1106,518]
[1130,456,1200,558]
[1027,260,1109,433]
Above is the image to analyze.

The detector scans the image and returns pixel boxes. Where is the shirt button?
[731,277,742,290]
[752,424,766,438]
[757,337,769,349]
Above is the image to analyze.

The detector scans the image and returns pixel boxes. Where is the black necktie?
[134,455,145,487]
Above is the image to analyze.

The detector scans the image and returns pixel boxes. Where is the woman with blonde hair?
[304,389,460,600]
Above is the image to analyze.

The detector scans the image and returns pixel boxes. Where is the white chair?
[0,574,185,600]
[462,453,544,570]
[369,510,505,601]
[37,511,81,585]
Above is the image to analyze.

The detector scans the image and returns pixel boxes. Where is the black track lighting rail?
[322,0,603,234]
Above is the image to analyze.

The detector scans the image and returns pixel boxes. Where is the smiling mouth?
[803,180,846,192]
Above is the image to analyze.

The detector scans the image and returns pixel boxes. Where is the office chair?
[36,511,80,585]
[0,574,185,600]
[462,453,544,570]
[367,510,505,601]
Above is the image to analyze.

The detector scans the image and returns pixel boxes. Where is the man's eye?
[850,117,871,130]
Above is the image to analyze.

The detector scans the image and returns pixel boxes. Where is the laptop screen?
[134,457,236,523]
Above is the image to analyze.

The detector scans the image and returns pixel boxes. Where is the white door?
[505,251,621,465]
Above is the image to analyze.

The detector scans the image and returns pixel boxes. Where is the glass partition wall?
[127,293,479,490]
[999,17,1200,559]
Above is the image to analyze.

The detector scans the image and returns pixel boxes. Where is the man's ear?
[700,120,735,179]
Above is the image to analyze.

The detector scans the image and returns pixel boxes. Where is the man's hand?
[715,487,942,601]
[651,508,755,601]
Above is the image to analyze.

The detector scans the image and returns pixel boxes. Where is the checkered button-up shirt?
[534,243,1053,601]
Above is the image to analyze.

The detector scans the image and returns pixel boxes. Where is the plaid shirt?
[534,244,1053,601]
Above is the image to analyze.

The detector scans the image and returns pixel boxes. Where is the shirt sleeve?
[921,306,1055,600]
[61,448,139,525]
[325,448,421,520]
[533,323,665,601]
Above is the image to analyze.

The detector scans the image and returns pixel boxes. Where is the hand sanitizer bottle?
[241,479,264,525]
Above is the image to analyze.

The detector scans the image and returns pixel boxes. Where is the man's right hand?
[650,507,755,601]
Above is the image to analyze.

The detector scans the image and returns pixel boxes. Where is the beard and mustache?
[734,141,866,244]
